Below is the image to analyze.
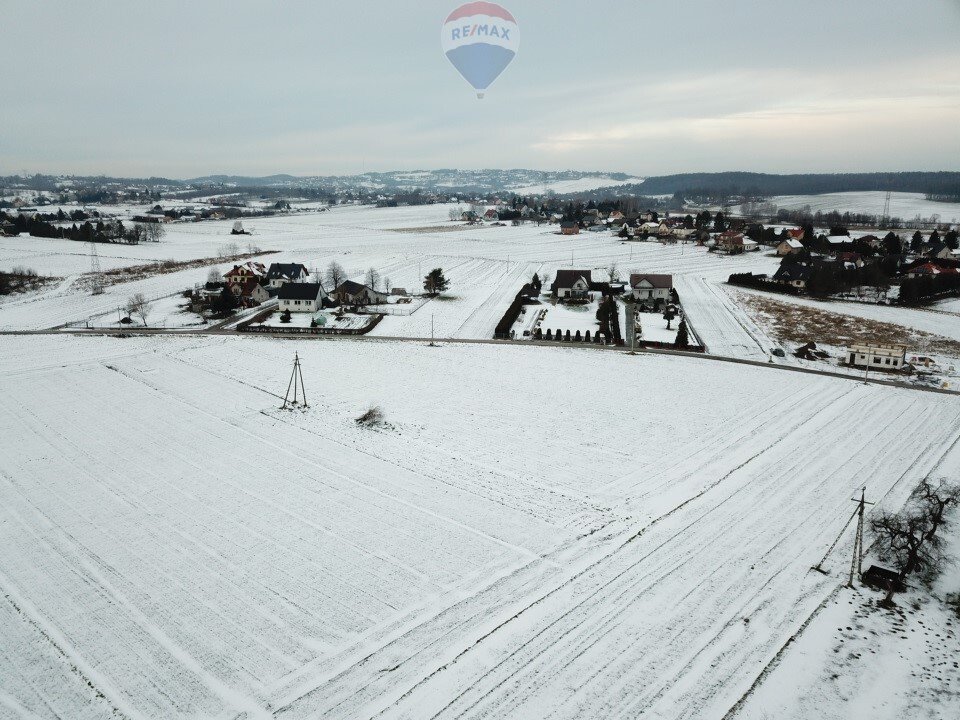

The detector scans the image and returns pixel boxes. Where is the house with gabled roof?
[777,238,805,256]
[629,274,673,307]
[551,269,596,300]
[266,263,310,288]
[772,263,812,289]
[333,280,389,306]
[223,261,267,286]
[278,282,327,313]
[229,278,271,306]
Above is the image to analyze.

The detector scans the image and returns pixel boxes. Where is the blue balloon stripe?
[445,43,516,91]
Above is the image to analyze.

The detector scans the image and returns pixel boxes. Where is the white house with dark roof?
[551,270,597,299]
[266,263,310,288]
[278,282,327,313]
[629,274,673,305]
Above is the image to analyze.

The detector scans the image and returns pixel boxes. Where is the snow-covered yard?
[2,334,960,719]
[633,311,676,343]
[250,309,372,331]
[538,298,601,337]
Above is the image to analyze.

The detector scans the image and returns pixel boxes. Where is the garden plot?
[538,300,600,339]
[2,335,960,719]
[250,310,371,331]
[636,311,678,343]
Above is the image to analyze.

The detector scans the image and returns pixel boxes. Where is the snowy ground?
[0,205,783,344]
[637,311,679,343]
[251,310,371,331]
[738,526,960,720]
[2,335,960,719]
[508,177,641,196]
[762,192,960,225]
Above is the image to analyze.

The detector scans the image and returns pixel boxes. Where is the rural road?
[4,325,957,397]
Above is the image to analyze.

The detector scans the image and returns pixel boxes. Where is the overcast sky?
[2,0,959,178]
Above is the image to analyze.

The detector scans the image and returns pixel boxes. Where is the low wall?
[237,311,383,336]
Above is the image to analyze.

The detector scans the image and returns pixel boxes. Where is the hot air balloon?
[441,2,519,98]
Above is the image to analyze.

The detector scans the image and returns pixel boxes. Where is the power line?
[90,242,105,295]
[280,352,308,410]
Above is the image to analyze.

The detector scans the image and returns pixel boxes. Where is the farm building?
[846,343,907,371]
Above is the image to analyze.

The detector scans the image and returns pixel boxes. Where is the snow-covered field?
[508,176,641,196]
[766,192,960,225]
[739,523,960,720]
[0,204,780,339]
[2,334,960,719]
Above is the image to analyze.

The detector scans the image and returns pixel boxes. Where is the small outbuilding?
[847,343,907,371]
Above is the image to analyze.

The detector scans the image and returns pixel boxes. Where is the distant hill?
[186,169,640,194]
[5,170,959,200]
[634,172,960,198]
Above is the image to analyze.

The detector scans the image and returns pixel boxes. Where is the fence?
[237,312,383,336]
[63,291,188,330]
[493,283,539,339]
[370,297,429,316]
[530,330,705,352]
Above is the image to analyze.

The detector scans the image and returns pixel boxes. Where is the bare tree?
[383,276,392,293]
[126,292,151,327]
[206,267,221,285]
[871,479,960,582]
[365,267,381,291]
[607,263,619,283]
[143,222,165,243]
[217,242,239,258]
[448,206,464,221]
[126,224,145,245]
[326,261,346,289]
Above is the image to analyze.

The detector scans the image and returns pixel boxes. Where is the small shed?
[861,565,905,593]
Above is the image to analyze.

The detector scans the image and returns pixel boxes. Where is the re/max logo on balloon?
[441,2,519,99]
[449,24,513,42]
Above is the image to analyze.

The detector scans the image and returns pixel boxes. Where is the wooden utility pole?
[281,352,308,410]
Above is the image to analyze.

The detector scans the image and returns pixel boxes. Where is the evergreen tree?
[945,230,959,251]
[713,211,727,232]
[663,306,676,330]
[215,286,238,316]
[911,231,924,253]
[882,232,902,255]
[674,319,690,349]
[423,268,450,296]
